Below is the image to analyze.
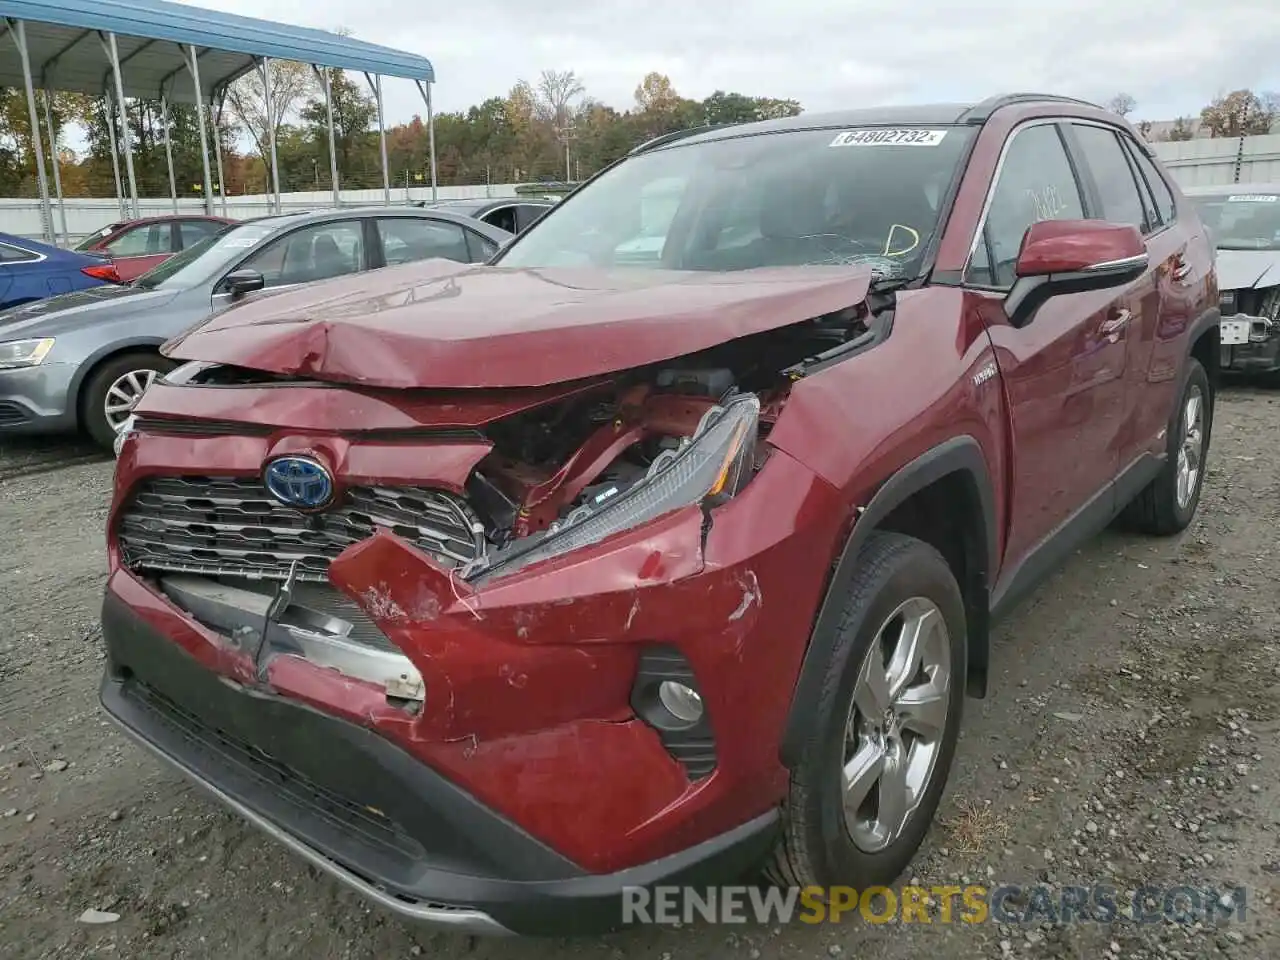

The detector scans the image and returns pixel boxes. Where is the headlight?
[471,393,761,581]
[0,338,55,370]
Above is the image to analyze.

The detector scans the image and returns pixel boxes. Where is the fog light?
[658,681,704,723]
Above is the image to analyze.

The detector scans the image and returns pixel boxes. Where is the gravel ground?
[1,388,1278,960]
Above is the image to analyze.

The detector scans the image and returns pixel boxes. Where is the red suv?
[76,214,235,281]
[100,94,1218,935]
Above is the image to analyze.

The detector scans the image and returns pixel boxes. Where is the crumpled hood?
[163,259,875,389]
[0,285,180,339]
[1216,249,1280,293]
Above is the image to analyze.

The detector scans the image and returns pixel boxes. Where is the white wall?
[1150,134,1280,188]
[0,184,527,244]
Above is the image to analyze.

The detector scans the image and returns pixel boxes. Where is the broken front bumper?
[99,590,780,936]
[1219,310,1280,373]
[100,427,847,933]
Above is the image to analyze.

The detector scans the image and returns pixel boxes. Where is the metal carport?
[0,0,438,245]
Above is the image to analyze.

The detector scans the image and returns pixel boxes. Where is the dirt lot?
[2,387,1279,960]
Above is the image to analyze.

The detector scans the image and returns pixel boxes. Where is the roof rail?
[959,93,1104,124]
[628,123,741,155]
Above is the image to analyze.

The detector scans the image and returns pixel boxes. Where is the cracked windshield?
[498,126,975,280]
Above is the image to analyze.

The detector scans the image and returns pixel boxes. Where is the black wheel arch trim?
[779,435,997,769]
[1187,305,1220,355]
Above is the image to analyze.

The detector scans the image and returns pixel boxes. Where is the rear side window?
[1125,140,1176,227]
[465,230,500,262]
[516,204,549,232]
[480,206,518,234]
[0,242,39,264]
[179,219,225,249]
[1069,124,1147,231]
[377,217,472,265]
[105,224,167,257]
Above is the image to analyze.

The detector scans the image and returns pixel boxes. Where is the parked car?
[0,207,510,448]
[101,95,1218,936]
[412,196,555,234]
[1184,183,1280,374]
[0,231,121,311]
[74,214,238,282]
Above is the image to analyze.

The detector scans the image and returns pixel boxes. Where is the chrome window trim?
[962,117,1068,281]
[0,240,46,266]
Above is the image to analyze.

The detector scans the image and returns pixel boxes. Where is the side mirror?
[1005,220,1147,327]
[222,268,265,299]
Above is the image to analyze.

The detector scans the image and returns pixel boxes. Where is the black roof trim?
[959,93,1104,124]
[629,124,743,155]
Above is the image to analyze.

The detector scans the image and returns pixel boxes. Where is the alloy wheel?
[1175,385,1205,510]
[843,596,952,853]
[104,368,158,432]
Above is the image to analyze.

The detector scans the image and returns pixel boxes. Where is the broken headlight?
[470,393,760,581]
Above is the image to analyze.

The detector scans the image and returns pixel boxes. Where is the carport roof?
[0,0,434,105]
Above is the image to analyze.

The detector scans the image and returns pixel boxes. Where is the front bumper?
[1219,309,1280,374]
[100,590,780,936]
[0,363,78,434]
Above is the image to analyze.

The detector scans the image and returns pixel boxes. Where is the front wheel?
[81,352,175,451]
[1118,358,1212,536]
[767,531,967,891]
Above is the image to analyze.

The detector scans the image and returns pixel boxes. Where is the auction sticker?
[829,129,948,147]
[1227,194,1279,202]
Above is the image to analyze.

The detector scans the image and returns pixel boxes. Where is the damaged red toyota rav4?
[102,94,1219,935]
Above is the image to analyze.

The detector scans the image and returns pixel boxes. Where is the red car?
[75,214,235,282]
[100,94,1218,935]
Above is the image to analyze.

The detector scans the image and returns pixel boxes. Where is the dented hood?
[163,259,874,389]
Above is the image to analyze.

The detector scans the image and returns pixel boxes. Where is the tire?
[767,531,967,892]
[1117,358,1212,536]
[80,352,175,451]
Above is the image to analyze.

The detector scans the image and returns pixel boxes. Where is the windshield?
[1190,192,1280,251]
[132,222,272,290]
[496,125,974,280]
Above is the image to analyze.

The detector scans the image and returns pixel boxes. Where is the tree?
[0,89,86,196]
[3,65,816,197]
[301,68,378,184]
[1199,89,1278,138]
[535,69,585,129]
[1166,117,1196,142]
[1105,93,1136,117]
[634,72,681,113]
[225,59,316,163]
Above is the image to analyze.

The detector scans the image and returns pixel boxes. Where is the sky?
[62,0,1280,150]
[197,0,1280,124]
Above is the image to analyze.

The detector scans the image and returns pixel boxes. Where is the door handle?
[1171,255,1192,283]
[1100,309,1131,340]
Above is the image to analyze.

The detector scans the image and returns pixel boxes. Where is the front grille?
[0,401,30,426]
[118,475,485,583]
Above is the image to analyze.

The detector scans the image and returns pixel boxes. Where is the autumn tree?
[1199,89,1279,138]
[634,72,681,113]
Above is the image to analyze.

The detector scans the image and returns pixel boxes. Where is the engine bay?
[457,301,888,574]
